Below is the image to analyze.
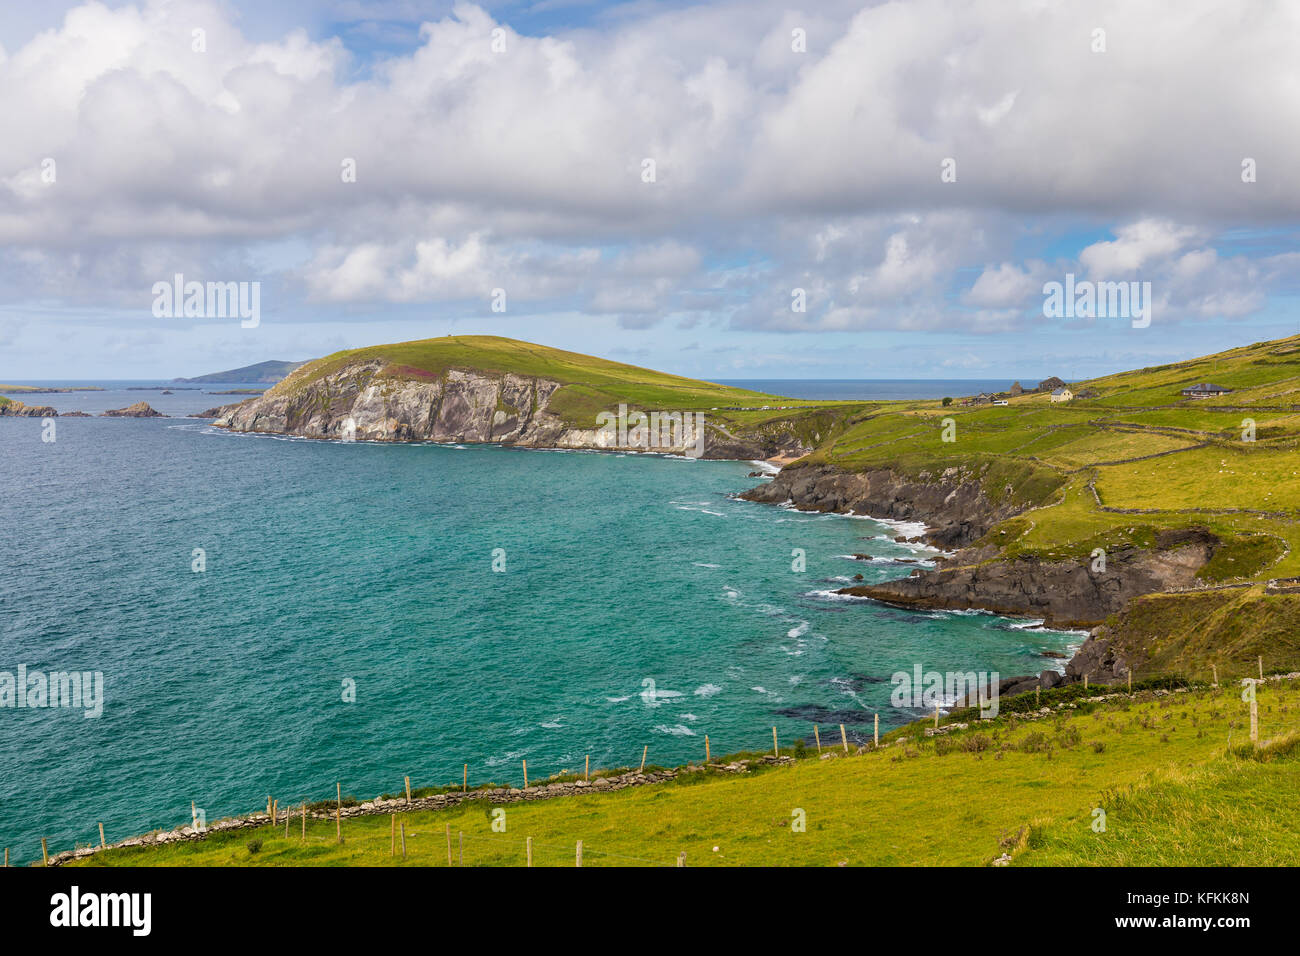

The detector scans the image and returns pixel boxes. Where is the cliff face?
[213,360,809,460]
[0,400,57,417]
[838,529,1218,629]
[738,463,1026,550]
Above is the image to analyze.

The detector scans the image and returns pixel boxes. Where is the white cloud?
[0,0,1296,374]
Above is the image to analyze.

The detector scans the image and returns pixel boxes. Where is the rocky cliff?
[838,528,1220,629]
[213,360,808,460]
[0,400,57,417]
[738,462,1030,550]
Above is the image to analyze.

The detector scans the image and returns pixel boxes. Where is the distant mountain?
[173,360,304,384]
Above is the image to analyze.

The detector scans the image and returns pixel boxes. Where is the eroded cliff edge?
[741,462,1227,683]
[837,529,1220,630]
[210,360,811,461]
[737,462,1033,550]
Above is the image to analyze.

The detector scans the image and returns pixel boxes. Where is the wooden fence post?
[934,700,940,728]
[640,745,648,771]
[391,813,396,857]
[585,755,590,781]
[41,838,48,866]
[1128,670,1132,693]
[463,764,468,793]
[1259,655,1264,681]
[98,823,105,848]
[1084,674,1088,691]
[3,848,6,867]
[704,735,710,764]
[1250,688,1259,746]
[1212,664,1218,688]
[677,851,686,867]
[301,803,306,842]
[772,726,779,758]
[522,759,528,789]
[576,839,583,867]
[873,714,878,747]
[405,775,411,802]
[336,783,342,844]
[813,726,821,754]
[445,823,452,865]
[526,836,533,867]
[459,831,463,865]
[400,822,407,861]
[841,723,849,753]
[191,801,198,831]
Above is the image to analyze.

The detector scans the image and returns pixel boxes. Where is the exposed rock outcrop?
[0,401,57,417]
[196,401,250,419]
[102,402,167,418]
[738,462,1030,550]
[838,528,1220,629]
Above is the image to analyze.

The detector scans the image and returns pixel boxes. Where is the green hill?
[270,334,844,426]
[174,359,304,384]
[787,334,1300,674]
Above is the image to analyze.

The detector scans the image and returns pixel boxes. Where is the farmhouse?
[1050,388,1073,403]
[1181,383,1233,398]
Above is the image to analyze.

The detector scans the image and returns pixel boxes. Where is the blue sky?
[2,0,1298,380]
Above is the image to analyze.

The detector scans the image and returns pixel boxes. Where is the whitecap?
[654,724,697,737]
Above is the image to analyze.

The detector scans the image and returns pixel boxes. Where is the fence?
[19,668,1300,867]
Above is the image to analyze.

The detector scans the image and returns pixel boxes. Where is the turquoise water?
[0,413,1079,863]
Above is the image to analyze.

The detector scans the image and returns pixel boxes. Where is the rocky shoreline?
[738,462,1028,550]
[838,528,1221,630]
[206,361,811,461]
[740,462,1232,686]
[0,400,167,418]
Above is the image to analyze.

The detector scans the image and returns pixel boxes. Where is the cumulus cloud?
[0,0,1296,369]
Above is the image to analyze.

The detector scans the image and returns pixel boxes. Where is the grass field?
[66,679,1300,867]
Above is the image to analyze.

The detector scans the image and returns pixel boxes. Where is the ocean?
[716,379,1019,401]
[0,382,1080,863]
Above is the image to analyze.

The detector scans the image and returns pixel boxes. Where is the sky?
[2,0,1299,381]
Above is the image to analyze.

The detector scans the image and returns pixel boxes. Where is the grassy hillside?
[272,334,861,432]
[174,360,303,384]
[65,678,1300,867]
[789,334,1300,672]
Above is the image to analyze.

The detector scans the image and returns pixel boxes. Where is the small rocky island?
[102,402,167,418]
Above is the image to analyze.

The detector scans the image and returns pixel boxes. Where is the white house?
[1050,388,1073,403]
